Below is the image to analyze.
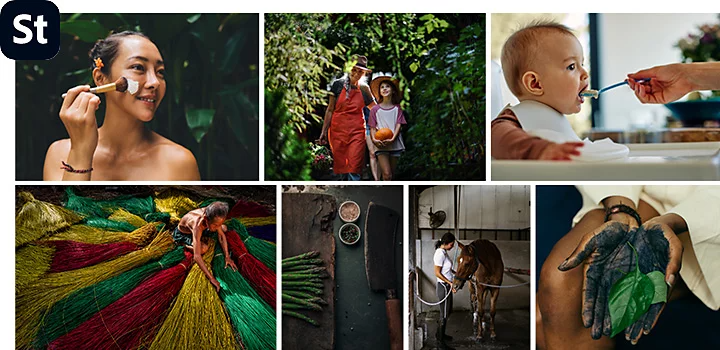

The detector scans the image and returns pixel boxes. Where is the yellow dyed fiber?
[46,223,157,246]
[15,230,174,349]
[154,190,198,223]
[16,192,84,247]
[16,244,55,292]
[107,208,148,228]
[239,216,276,228]
[149,240,240,350]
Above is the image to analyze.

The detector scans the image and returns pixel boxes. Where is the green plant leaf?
[646,271,668,304]
[187,14,202,24]
[608,269,655,337]
[185,108,215,143]
[409,62,419,73]
[60,21,107,43]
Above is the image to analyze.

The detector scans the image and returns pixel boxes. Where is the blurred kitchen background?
[492,13,720,143]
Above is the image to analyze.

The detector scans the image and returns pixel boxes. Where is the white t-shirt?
[433,248,454,283]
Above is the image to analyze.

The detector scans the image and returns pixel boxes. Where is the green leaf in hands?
[646,271,668,304]
[608,270,654,337]
[608,242,654,338]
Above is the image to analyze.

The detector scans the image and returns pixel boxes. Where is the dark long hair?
[435,232,456,249]
[89,31,152,75]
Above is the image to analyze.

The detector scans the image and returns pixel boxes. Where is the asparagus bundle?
[281,251,329,327]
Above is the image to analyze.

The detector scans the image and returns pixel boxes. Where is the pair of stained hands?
[557,215,683,344]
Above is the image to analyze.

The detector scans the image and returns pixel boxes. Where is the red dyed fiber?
[49,251,193,350]
[228,200,272,219]
[227,230,276,308]
[48,240,138,272]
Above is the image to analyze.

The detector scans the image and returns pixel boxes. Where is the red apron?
[329,86,366,174]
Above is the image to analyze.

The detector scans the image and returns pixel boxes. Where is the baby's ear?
[521,71,544,96]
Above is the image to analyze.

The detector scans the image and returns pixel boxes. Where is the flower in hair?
[94,57,104,69]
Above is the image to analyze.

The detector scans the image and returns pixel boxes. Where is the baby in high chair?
[491,21,628,161]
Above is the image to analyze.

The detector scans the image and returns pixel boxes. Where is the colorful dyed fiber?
[240,216,276,227]
[107,207,148,228]
[144,211,171,224]
[213,246,276,350]
[226,219,276,270]
[63,187,107,217]
[15,231,173,349]
[15,244,54,292]
[228,199,272,218]
[36,247,188,347]
[148,241,240,350]
[47,240,138,273]
[16,192,84,247]
[46,223,153,245]
[248,224,276,243]
[226,230,276,308]
[153,189,198,222]
[83,216,137,232]
[64,187,156,218]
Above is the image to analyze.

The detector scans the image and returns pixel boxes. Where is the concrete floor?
[419,309,530,350]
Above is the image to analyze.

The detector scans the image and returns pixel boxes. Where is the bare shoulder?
[150,133,201,180]
[43,139,71,180]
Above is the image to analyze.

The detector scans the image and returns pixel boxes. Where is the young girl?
[368,76,406,181]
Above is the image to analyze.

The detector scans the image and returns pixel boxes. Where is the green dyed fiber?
[64,187,155,218]
[83,217,137,232]
[145,212,171,224]
[213,246,276,350]
[34,247,186,347]
[63,187,108,218]
[226,219,276,271]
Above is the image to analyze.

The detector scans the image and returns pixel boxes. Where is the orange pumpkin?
[375,128,394,141]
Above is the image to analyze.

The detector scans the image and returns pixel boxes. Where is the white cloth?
[509,100,629,162]
[433,248,454,283]
[573,185,720,310]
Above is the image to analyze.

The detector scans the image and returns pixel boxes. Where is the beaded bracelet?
[61,161,93,174]
[604,204,641,226]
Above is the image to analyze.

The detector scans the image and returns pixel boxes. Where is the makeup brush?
[61,77,139,98]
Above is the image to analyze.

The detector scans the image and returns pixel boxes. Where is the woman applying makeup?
[43,31,200,181]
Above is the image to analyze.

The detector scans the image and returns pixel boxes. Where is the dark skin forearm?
[193,227,215,283]
[218,225,230,258]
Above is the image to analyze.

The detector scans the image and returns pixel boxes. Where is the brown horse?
[452,239,504,341]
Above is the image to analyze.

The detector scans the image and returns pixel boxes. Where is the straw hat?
[370,76,401,102]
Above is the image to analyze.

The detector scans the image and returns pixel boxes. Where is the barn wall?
[418,186,530,239]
